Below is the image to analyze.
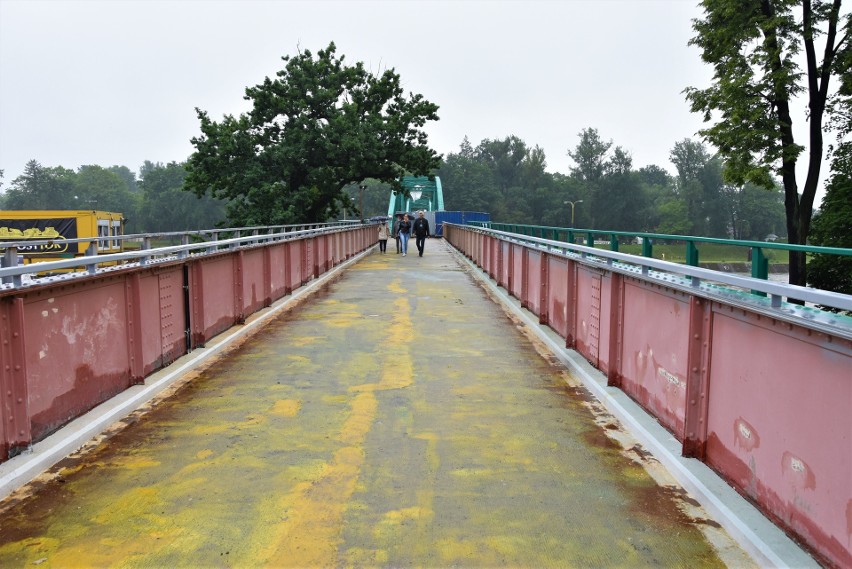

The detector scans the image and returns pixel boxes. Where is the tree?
[73,165,138,217]
[685,0,850,287]
[567,128,612,183]
[437,137,494,213]
[730,182,788,240]
[637,165,676,232]
[138,161,226,232]
[669,139,728,237]
[108,165,139,193]
[185,42,441,226]
[2,160,76,209]
[477,136,530,196]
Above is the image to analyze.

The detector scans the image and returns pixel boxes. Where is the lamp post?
[358,184,367,223]
[564,200,583,227]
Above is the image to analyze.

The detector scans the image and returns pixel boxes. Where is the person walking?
[397,214,412,256]
[393,213,404,254]
[412,210,430,257]
[377,220,389,253]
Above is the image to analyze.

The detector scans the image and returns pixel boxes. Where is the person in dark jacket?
[397,214,412,256]
[412,210,430,257]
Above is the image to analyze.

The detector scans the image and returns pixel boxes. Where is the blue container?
[433,211,491,237]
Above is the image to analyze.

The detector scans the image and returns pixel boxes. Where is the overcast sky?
[1,0,824,202]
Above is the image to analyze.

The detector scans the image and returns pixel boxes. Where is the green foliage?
[185,42,441,226]
[73,165,140,225]
[0,159,225,234]
[684,0,850,285]
[655,199,692,235]
[728,182,787,240]
[808,144,852,305]
[437,137,494,213]
[439,130,690,233]
[2,161,77,210]
[567,128,611,182]
[138,161,227,232]
[438,135,569,225]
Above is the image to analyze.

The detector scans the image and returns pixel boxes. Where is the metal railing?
[0,221,367,289]
[451,224,852,336]
[470,222,852,281]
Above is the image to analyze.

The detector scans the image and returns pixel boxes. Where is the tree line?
[0,128,789,244]
[436,130,788,242]
[0,160,226,234]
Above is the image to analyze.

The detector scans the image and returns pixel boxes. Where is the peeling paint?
[782,451,816,490]
[658,366,682,388]
[734,417,760,452]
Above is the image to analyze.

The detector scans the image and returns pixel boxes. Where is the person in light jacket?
[377,220,389,253]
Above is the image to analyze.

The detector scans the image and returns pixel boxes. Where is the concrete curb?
[448,246,818,569]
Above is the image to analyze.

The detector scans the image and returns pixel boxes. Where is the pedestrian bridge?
[0,223,848,567]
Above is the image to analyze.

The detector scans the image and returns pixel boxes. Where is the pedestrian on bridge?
[397,214,412,256]
[413,210,430,257]
[377,220,389,253]
[393,213,404,253]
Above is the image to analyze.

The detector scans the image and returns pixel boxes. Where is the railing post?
[140,237,152,266]
[178,235,190,259]
[642,237,653,259]
[85,242,98,275]
[751,246,769,296]
[610,234,619,252]
[686,241,700,267]
[1,248,21,287]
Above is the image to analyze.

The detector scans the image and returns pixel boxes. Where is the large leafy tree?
[185,43,441,226]
[685,0,850,286]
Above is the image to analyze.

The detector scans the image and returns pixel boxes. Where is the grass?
[597,243,785,264]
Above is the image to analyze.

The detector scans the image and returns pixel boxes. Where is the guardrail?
[457,225,852,333]
[0,221,376,466]
[0,221,368,289]
[470,221,852,282]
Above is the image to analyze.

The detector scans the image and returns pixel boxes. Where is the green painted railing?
[468,222,852,286]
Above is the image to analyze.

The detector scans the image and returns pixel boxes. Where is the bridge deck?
[0,240,754,567]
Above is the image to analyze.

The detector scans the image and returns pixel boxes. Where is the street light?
[564,200,583,227]
[410,185,424,203]
[358,184,367,223]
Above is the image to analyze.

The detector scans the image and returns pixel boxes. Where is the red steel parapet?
[445,223,851,569]
[0,224,375,460]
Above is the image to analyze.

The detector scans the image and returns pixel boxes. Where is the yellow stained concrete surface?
[0,240,753,567]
